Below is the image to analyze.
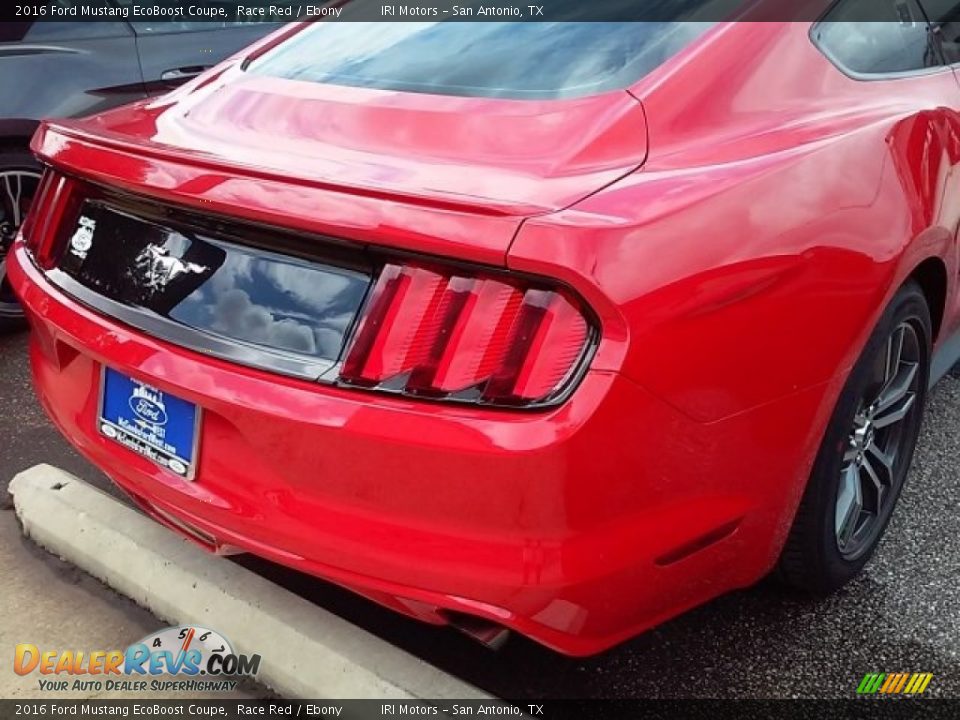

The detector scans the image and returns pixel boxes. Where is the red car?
[9,10,960,655]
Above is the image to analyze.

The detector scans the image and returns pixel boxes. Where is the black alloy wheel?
[779,281,930,593]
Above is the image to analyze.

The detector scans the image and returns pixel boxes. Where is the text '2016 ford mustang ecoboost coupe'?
[10,7,960,655]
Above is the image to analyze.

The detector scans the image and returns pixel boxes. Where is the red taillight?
[482,289,588,403]
[19,169,56,254]
[340,263,593,407]
[21,170,75,269]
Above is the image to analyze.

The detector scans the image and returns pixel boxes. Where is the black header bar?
[1,699,958,720]
[0,1,911,24]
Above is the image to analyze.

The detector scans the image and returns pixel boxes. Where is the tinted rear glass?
[248,20,715,99]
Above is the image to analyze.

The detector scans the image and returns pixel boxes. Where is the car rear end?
[8,134,651,655]
[7,19,771,655]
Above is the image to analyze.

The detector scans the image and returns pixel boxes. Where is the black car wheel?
[778,280,930,593]
[0,147,41,332]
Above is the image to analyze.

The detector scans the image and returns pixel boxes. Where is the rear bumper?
[9,243,826,655]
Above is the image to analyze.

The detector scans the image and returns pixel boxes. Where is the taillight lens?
[21,170,75,269]
[339,264,593,407]
[19,169,56,254]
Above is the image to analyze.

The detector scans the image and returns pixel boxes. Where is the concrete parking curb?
[8,464,492,700]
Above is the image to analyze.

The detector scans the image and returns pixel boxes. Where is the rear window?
[247,19,715,100]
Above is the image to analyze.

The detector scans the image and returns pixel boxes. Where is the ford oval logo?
[129,385,168,427]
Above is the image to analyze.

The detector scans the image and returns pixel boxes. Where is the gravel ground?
[2,328,958,699]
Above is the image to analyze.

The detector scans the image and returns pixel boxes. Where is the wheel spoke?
[843,442,860,464]
[836,463,863,549]
[865,442,895,479]
[2,173,23,227]
[875,361,918,415]
[883,326,906,386]
[873,392,916,429]
[861,446,894,515]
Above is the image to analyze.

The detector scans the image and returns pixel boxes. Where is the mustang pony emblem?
[134,245,206,292]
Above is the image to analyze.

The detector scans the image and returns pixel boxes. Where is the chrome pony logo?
[134,245,206,292]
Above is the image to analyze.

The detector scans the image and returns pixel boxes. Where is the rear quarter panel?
[511,22,960,423]
[507,22,960,576]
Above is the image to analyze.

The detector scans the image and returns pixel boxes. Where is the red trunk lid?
[46,65,648,215]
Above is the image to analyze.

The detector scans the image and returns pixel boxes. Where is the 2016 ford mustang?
[9,10,960,655]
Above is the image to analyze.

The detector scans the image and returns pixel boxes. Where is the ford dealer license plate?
[99,368,200,479]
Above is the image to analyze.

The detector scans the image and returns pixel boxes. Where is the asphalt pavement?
[2,327,959,699]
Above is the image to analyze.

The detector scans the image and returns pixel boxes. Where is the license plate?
[98,367,200,480]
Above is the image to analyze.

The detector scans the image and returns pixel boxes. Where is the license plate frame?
[97,366,201,481]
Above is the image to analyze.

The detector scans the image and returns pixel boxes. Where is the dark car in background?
[0,9,282,329]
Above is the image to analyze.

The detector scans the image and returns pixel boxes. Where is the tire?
[0,146,41,333]
[778,281,931,593]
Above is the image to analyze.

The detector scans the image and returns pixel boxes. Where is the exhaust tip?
[443,611,511,651]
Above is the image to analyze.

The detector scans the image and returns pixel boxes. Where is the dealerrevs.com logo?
[14,626,261,693]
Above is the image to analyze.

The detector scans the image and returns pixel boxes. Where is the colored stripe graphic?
[857,673,886,694]
[912,673,933,694]
[880,674,899,693]
[857,672,932,695]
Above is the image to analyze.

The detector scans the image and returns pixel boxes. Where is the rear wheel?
[778,281,930,592]
[0,147,41,332]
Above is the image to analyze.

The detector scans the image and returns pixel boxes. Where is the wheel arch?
[908,256,948,342]
[0,119,39,153]
[0,118,40,147]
